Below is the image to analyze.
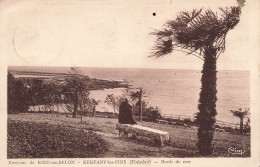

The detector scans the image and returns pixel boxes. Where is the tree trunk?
[197,47,217,156]
[114,105,116,117]
[92,106,96,117]
[139,100,142,121]
[73,91,78,118]
[240,118,243,134]
[80,103,83,122]
[139,88,143,121]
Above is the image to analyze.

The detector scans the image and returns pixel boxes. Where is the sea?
[9,66,250,124]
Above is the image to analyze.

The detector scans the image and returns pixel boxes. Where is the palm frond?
[150,6,241,59]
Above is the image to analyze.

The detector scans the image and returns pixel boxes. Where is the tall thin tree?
[150,7,241,155]
[230,108,250,134]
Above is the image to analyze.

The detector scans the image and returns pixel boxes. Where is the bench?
[116,123,169,147]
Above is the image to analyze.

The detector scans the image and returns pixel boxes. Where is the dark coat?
[118,100,137,124]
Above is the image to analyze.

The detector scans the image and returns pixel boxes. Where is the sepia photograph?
[7,65,250,158]
[1,0,260,166]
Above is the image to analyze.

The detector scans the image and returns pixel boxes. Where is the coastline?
[8,67,250,125]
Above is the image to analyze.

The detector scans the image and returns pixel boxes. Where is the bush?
[8,121,109,158]
[142,116,153,122]
[8,73,29,114]
[183,118,193,125]
[143,106,161,122]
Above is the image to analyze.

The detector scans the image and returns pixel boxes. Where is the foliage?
[8,120,109,158]
[150,7,241,156]
[230,108,250,133]
[25,78,44,106]
[63,67,93,118]
[230,108,250,119]
[244,117,250,133]
[8,67,129,115]
[143,106,161,122]
[8,72,29,114]
[130,90,142,101]
[130,89,146,121]
[150,7,241,59]
[183,118,194,125]
[40,79,63,111]
[130,89,161,122]
[132,100,148,116]
[22,77,63,112]
[104,93,126,114]
[63,67,127,117]
[79,97,100,115]
[130,90,145,106]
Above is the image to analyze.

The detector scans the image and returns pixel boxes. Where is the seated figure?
[118,99,137,124]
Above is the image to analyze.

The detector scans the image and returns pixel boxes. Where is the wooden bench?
[116,123,169,147]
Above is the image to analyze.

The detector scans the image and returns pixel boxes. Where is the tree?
[104,94,124,115]
[63,67,93,118]
[150,7,241,155]
[79,96,100,119]
[130,88,145,121]
[230,108,250,134]
[41,79,63,112]
[88,98,100,117]
[8,72,29,113]
[63,67,129,118]
[25,78,44,111]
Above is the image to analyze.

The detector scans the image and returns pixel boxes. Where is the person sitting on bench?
[118,99,137,125]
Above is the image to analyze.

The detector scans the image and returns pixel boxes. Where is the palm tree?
[150,7,241,155]
[230,108,250,134]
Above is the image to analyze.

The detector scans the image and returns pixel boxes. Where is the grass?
[8,120,109,158]
[8,113,250,158]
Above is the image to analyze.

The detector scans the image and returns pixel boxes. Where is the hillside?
[8,113,250,158]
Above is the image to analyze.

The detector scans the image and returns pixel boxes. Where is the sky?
[0,0,259,70]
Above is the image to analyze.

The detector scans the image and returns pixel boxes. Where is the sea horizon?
[8,65,250,73]
[8,66,250,125]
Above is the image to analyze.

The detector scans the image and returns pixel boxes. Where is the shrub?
[143,106,161,122]
[183,118,193,125]
[8,73,29,114]
[8,121,109,158]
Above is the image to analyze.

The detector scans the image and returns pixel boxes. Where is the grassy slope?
[8,121,109,158]
[8,113,250,158]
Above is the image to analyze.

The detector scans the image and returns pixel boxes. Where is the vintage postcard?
[0,0,259,166]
